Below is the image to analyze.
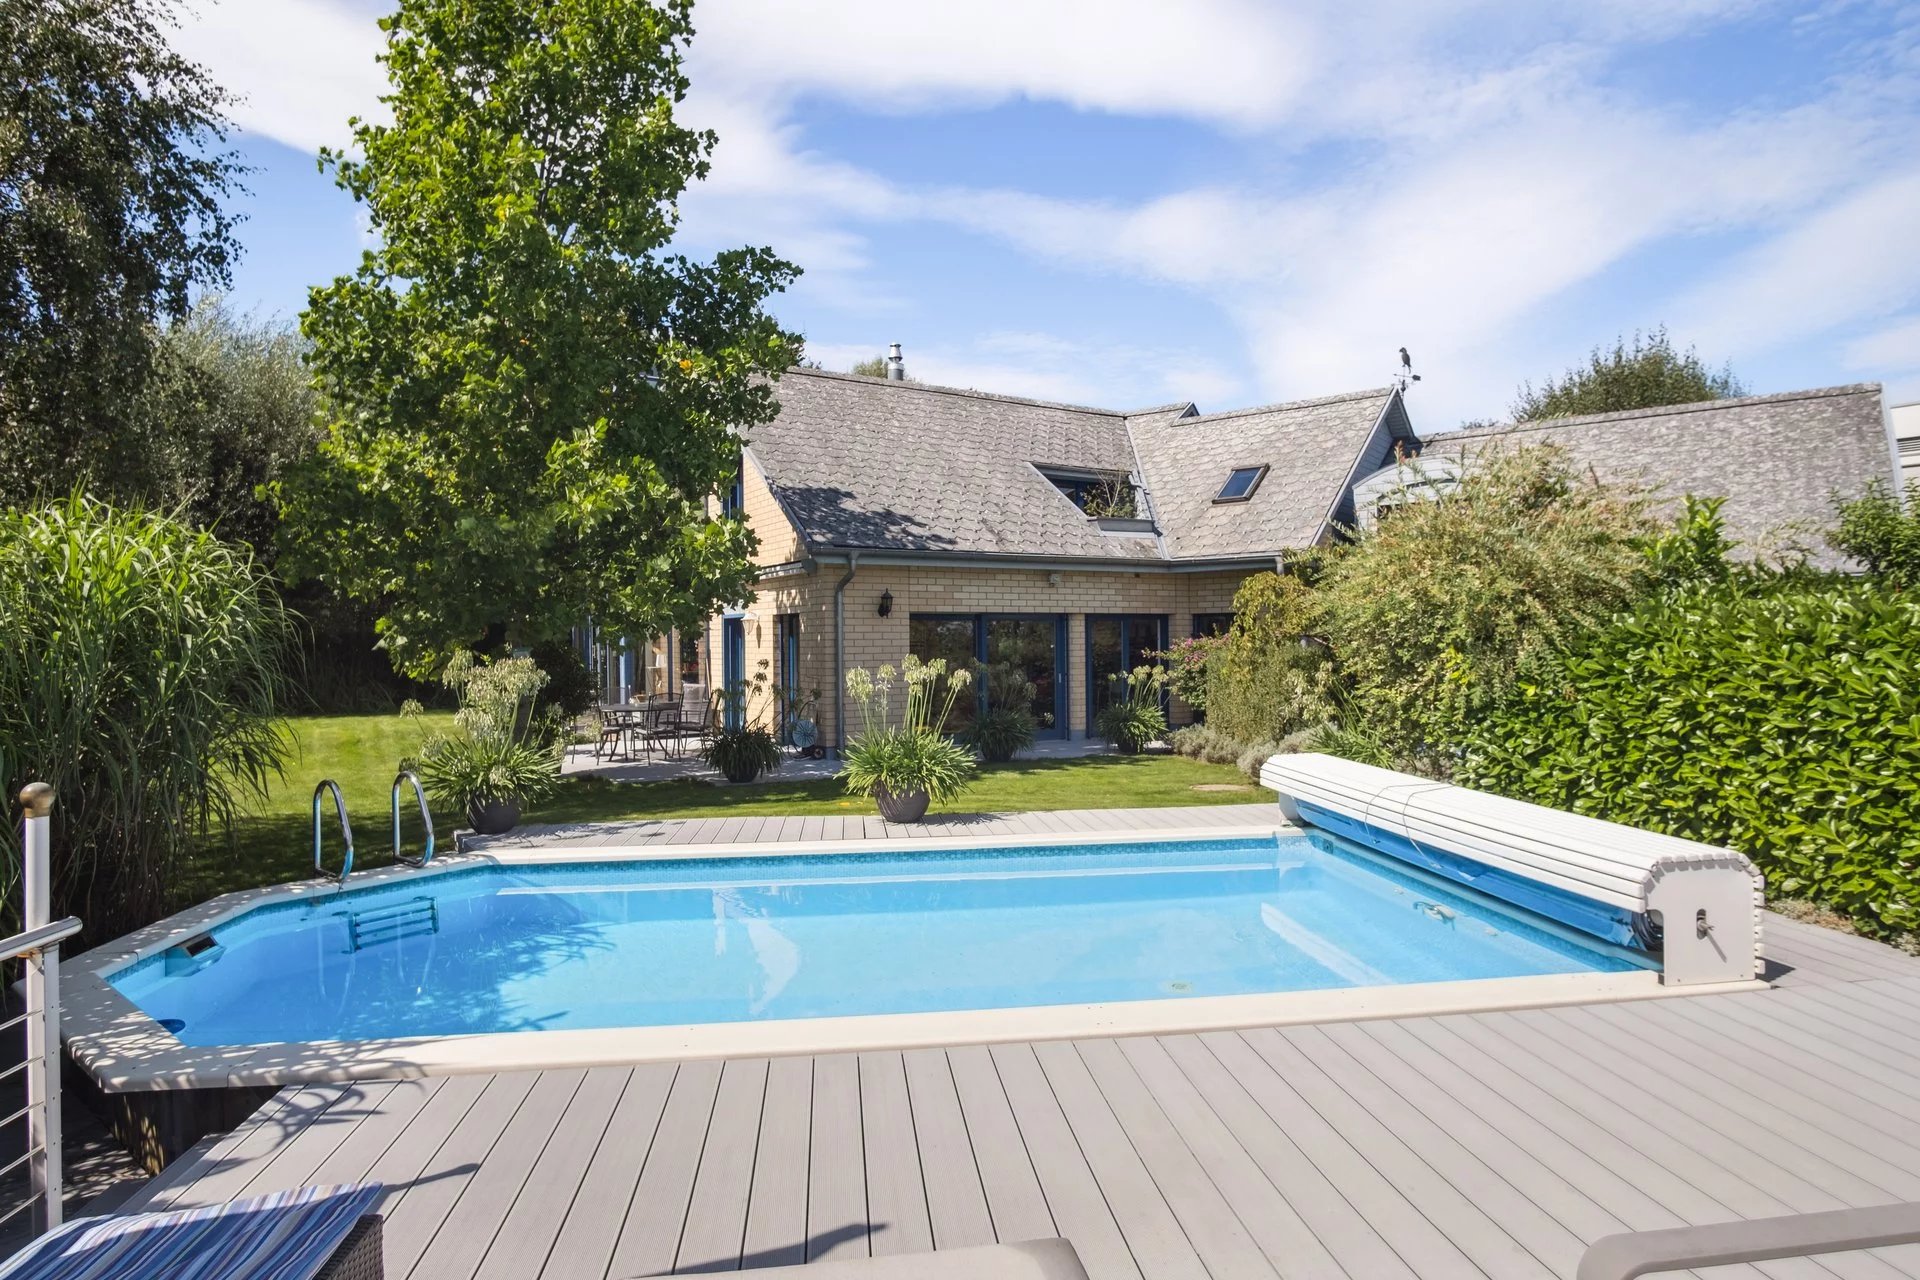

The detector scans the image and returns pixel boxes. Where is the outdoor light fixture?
[877,589,894,617]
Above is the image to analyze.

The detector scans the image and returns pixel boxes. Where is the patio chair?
[673,682,711,758]
[0,1183,384,1280]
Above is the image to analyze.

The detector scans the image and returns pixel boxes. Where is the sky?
[173,0,1920,430]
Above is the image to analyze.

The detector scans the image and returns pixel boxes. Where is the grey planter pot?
[874,783,931,824]
[467,798,522,835]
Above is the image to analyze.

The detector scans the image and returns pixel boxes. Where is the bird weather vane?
[1395,346,1422,393]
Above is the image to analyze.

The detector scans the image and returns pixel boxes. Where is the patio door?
[721,617,746,730]
[775,615,800,741]
[907,613,1068,737]
[1086,614,1168,733]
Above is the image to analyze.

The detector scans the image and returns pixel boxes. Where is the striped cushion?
[0,1184,383,1280]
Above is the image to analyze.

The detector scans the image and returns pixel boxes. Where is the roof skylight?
[1213,465,1267,504]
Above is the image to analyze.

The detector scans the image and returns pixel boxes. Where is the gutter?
[832,550,860,753]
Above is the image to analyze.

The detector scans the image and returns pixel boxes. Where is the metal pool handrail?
[10,782,83,1239]
[312,779,355,883]
[392,770,434,867]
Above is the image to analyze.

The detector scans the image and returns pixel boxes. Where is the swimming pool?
[108,831,1647,1047]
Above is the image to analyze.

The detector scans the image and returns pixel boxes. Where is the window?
[1213,465,1267,503]
[1192,613,1234,638]
[1038,468,1137,518]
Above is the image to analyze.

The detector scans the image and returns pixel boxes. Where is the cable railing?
[4,784,82,1239]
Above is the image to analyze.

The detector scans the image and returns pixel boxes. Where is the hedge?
[1461,581,1920,938]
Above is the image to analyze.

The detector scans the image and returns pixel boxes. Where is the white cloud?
[172,0,388,153]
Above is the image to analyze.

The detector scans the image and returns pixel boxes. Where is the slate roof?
[1132,389,1409,559]
[1414,383,1892,567]
[745,368,1402,564]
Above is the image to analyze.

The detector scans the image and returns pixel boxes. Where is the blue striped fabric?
[0,1183,383,1280]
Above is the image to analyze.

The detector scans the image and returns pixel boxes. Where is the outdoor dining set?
[592,682,718,762]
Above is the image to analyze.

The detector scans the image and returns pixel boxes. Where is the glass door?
[1086,615,1168,732]
[721,617,746,730]
[907,615,980,733]
[983,616,1066,736]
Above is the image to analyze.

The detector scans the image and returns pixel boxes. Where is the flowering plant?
[840,656,978,807]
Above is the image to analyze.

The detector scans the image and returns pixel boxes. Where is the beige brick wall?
[714,563,1253,745]
[742,451,806,567]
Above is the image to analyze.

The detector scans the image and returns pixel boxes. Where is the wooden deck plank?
[945,1045,1057,1247]
[408,1069,586,1280]
[1154,1034,1416,1280]
[858,1051,933,1257]
[1031,1038,1209,1280]
[902,1048,995,1250]
[1073,1039,1278,1280]
[544,1063,677,1280]
[155,1084,352,1209]
[380,1071,546,1278]
[605,1058,724,1280]
[472,1067,633,1280]
[675,1057,771,1274]
[989,1042,1145,1280]
[806,1053,871,1264]
[229,1079,403,1200]
[741,1054,812,1270]
[1199,1030,1482,1280]
[1246,1026,1545,1280]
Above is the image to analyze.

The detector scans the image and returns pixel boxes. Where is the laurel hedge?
[1460,580,1920,938]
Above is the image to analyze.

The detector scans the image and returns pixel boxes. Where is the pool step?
[345,896,439,951]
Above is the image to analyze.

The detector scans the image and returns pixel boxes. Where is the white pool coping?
[65,822,1768,1092]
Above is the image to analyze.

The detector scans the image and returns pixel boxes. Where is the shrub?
[1461,579,1920,939]
[1316,444,1656,771]
[840,657,977,805]
[964,709,1036,763]
[1829,479,1920,587]
[1233,739,1281,781]
[1157,634,1223,715]
[530,640,596,718]
[416,651,565,817]
[1202,572,1334,750]
[1095,666,1168,753]
[0,497,293,937]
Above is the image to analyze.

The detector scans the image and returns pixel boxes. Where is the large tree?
[1511,326,1743,421]
[280,0,800,676]
[0,0,243,506]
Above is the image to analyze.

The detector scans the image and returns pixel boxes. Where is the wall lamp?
[877,588,894,617]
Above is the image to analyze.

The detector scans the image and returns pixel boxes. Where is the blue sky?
[178,0,1920,430]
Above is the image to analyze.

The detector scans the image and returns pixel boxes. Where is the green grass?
[179,712,1272,908]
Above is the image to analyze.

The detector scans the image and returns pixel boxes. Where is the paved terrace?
[117,805,1920,1279]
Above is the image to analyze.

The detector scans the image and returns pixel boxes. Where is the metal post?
[19,782,60,1232]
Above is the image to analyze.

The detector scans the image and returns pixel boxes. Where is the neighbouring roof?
[1414,384,1891,567]
[745,369,1405,564]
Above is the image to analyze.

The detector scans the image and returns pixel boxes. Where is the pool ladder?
[345,897,440,951]
[310,772,437,885]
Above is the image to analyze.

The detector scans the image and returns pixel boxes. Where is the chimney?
[885,342,906,381]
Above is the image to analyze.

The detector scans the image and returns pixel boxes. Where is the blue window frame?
[1086,614,1169,732]
[1213,465,1267,503]
[721,617,746,730]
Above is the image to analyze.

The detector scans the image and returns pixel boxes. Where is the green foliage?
[1158,634,1224,714]
[1461,580,1920,938]
[127,301,320,556]
[1316,445,1656,770]
[414,651,564,813]
[840,657,977,804]
[0,496,293,938]
[1095,666,1169,753]
[1202,573,1335,751]
[1829,479,1920,587]
[1643,494,1738,591]
[850,355,888,377]
[704,660,782,782]
[1511,326,1743,420]
[280,0,801,676]
[964,709,1037,763]
[0,0,243,507]
[1081,475,1138,519]
[530,640,595,718]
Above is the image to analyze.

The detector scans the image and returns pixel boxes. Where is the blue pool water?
[112,833,1644,1045]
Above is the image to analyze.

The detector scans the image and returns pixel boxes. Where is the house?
[593,362,1892,747]
[1894,399,1920,488]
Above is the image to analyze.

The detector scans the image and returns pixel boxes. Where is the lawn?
[179,712,1273,907]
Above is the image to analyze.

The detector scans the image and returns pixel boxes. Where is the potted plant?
[961,660,1038,763]
[414,651,565,834]
[840,656,976,822]
[703,663,783,784]
[1095,664,1169,754]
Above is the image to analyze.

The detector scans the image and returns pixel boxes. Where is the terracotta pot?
[874,783,931,823]
[467,798,521,835]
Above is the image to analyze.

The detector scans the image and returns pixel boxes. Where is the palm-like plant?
[839,657,977,816]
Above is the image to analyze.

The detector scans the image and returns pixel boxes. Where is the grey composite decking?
[123,806,1920,1279]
